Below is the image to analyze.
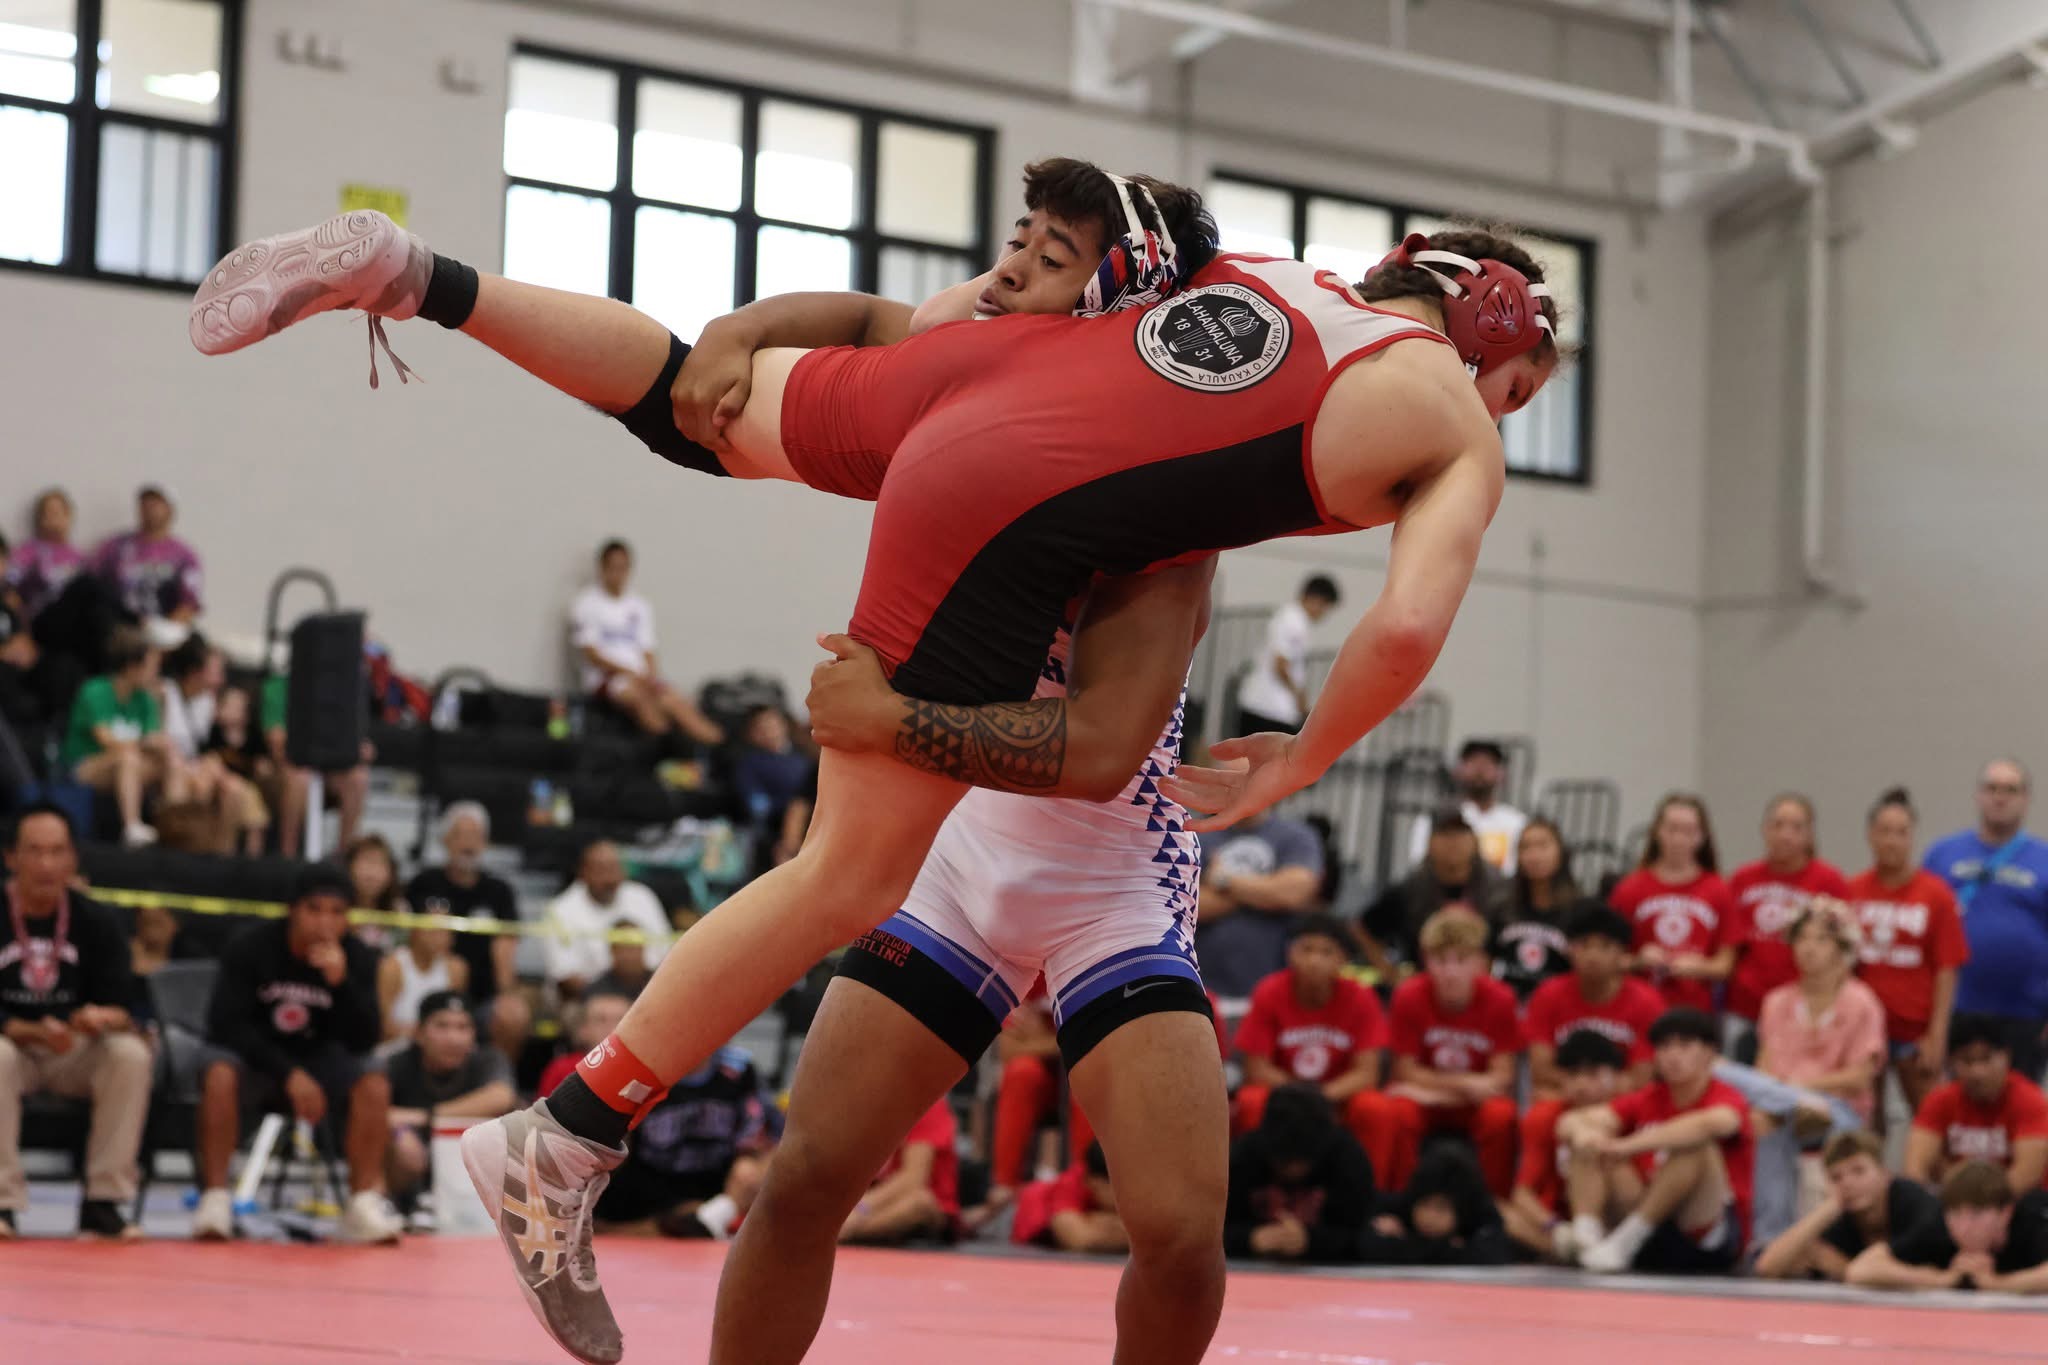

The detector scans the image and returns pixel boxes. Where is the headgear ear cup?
[1076,172,1189,317]
[1371,233,1553,377]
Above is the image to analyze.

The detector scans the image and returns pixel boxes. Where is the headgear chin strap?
[1374,232,1553,378]
[1075,173,1190,317]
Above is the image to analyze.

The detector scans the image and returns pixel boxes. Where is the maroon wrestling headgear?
[1374,232,1553,378]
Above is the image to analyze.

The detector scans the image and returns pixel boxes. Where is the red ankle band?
[576,1034,668,1123]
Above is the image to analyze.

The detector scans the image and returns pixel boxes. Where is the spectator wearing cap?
[1559,1006,1755,1274]
[6,488,83,623]
[1608,794,1735,1015]
[1195,807,1327,999]
[1905,1012,2048,1196]
[1522,903,1664,1098]
[63,623,188,847]
[1756,1130,1938,1281]
[1502,1031,1628,1261]
[1234,575,1340,737]
[1848,1159,2048,1293]
[405,803,531,1064]
[381,989,516,1218]
[1407,739,1529,874]
[0,803,151,1240]
[1232,915,1397,1181]
[570,539,723,745]
[194,865,402,1244]
[542,839,672,1003]
[1383,907,1523,1196]
[90,483,203,624]
[1225,1082,1375,1264]
[1362,809,1506,979]
[1923,759,2048,1082]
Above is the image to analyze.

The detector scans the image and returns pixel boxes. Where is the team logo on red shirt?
[1135,284,1290,392]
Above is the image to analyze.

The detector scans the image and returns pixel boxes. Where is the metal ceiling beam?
[1885,0,1941,71]
[1698,3,1786,128]
[1783,0,1867,106]
[1088,0,1807,156]
[1808,21,2048,161]
[1170,0,1300,62]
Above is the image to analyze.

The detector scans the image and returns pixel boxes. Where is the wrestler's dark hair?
[1358,225,1562,364]
[1020,158,1219,276]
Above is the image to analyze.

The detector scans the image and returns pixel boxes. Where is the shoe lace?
[569,1170,610,1287]
[365,314,421,390]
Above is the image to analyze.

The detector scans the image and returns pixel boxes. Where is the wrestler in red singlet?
[777,253,1447,704]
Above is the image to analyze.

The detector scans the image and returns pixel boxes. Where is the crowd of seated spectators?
[7,517,2048,1301]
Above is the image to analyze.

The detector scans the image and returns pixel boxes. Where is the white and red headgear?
[1373,232,1553,378]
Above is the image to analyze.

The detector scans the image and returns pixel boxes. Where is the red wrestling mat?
[1,1238,2038,1364]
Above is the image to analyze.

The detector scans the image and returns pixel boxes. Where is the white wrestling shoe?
[462,1100,627,1365]
[189,209,431,385]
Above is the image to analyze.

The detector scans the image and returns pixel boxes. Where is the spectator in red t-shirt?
[1849,787,1968,1119]
[1384,907,1522,1194]
[841,1098,959,1244]
[1010,1140,1125,1253]
[1560,1006,1754,1273]
[1724,794,1850,1050]
[1524,904,1663,1097]
[1609,795,1735,1015]
[1502,1031,1627,1260]
[969,995,1092,1230]
[1906,1013,2048,1196]
[1232,915,1395,1179]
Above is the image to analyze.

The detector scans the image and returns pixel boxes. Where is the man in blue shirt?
[1925,760,2048,1082]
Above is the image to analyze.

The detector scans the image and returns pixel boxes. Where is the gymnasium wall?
[1699,78,2048,860]
[2,0,1710,814]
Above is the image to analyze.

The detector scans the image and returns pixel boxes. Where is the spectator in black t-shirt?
[381,989,516,1218]
[404,802,532,1063]
[1224,1083,1374,1264]
[594,1042,782,1240]
[195,865,402,1244]
[1849,1159,2048,1293]
[0,531,45,728]
[0,803,151,1240]
[1362,810,1507,978]
[1493,817,1580,999]
[1756,1130,1938,1281]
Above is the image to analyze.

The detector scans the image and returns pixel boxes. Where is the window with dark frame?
[502,45,995,342]
[0,0,240,289]
[1209,172,1596,485]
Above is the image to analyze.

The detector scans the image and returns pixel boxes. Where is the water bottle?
[529,778,553,826]
[546,698,570,742]
[552,788,574,827]
[431,688,461,732]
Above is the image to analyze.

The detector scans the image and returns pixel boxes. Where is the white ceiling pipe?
[1088,0,1808,156]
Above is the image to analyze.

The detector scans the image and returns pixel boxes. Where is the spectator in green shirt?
[62,625,189,846]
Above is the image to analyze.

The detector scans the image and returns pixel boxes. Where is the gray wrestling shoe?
[188,209,430,385]
[461,1100,628,1365]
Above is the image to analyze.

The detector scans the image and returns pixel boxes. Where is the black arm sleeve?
[207,934,298,1080]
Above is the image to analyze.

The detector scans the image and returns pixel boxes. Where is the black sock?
[546,1072,633,1148]
[417,252,479,329]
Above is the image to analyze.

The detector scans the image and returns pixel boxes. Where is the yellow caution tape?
[89,886,670,946]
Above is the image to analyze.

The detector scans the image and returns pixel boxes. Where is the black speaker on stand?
[281,611,366,858]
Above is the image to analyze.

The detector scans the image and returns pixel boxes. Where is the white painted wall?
[3,0,1711,820]
[1699,77,2048,862]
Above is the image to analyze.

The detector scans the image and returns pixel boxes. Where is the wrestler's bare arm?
[807,561,1215,801]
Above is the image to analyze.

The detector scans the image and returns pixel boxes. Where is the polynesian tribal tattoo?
[892,697,1067,793]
